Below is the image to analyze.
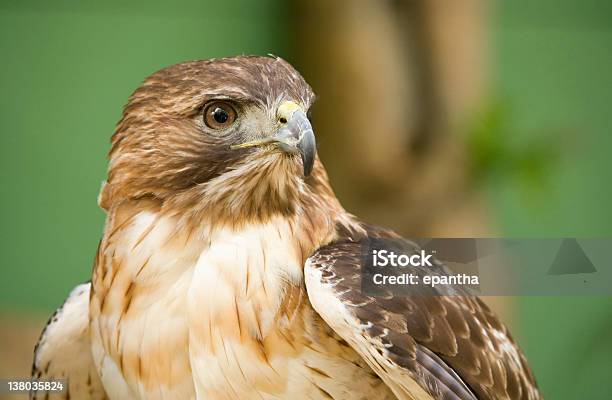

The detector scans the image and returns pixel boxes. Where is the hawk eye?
[203,101,237,130]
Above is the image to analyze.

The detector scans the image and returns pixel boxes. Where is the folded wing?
[31,282,106,400]
[304,229,541,400]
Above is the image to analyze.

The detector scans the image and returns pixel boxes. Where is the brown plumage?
[32,55,541,400]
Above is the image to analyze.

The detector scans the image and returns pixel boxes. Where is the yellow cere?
[277,101,302,122]
[230,101,303,150]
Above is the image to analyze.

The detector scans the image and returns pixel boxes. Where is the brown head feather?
[100,55,347,230]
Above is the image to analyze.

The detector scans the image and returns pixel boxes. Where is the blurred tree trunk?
[290,0,489,237]
[290,0,511,320]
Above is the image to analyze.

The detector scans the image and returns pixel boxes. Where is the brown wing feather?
[305,226,541,400]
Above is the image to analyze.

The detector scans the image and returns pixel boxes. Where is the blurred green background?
[494,2,612,398]
[0,0,611,399]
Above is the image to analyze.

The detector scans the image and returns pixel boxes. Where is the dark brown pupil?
[213,107,229,124]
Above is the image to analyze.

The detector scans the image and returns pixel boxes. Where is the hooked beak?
[231,101,316,177]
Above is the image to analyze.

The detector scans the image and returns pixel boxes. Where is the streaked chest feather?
[91,210,394,400]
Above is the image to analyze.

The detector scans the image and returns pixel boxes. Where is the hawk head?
[101,56,334,224]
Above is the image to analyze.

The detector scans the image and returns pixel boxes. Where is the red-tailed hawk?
[32,56,541,400]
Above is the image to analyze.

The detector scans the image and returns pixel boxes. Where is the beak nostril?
[279,117,288,124]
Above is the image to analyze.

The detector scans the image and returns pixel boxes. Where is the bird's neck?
[159,152,350,237]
